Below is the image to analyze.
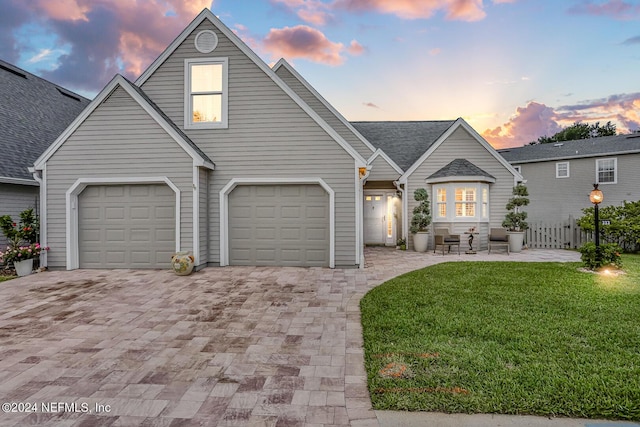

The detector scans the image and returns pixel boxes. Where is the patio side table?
[464,232,478,254]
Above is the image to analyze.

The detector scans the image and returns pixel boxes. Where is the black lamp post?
[589,183,604,264]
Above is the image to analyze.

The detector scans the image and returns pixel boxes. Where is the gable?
[34,76,213,170]
[273,60,375,159]
[137,10,365,165]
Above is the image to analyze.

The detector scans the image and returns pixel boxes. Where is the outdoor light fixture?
[590,183,604,264]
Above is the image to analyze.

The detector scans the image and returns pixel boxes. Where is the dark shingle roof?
[427,159,495,181]
[350,120,455,171]
[0,59,91,181]
[498,133,640,164]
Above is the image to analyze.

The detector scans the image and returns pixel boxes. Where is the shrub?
[578,242,622,270]
[502,184,529,231]
[0,208,39,244]
[577,200,640,252]
[409,188,432,234]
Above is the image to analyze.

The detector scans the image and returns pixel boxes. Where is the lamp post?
[589,183,604,265]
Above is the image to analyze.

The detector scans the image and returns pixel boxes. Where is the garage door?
[229,184,330,267]
[78,184,175,268]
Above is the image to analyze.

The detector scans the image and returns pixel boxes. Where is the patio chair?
[434,228,461,255]
[488,228,510,254]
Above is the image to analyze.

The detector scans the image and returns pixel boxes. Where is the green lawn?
[360,255,640,420]
[0,275,16,282]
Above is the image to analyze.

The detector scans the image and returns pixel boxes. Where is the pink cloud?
[263,25,350,65]
[483,93,640,148]
[567,0,640,20]
[271,0,334,25]
[482,102,562,148]
[347,40,365,55]
[363,102,380,108]
[429,47,442,55]
[8,0,211,92]
[333,0,487,21]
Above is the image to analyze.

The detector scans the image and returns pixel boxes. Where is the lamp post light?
[589,183,604,265]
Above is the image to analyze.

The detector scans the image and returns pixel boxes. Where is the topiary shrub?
[502,184,529,231]
[578,242,623,270]
[409,188,432,234]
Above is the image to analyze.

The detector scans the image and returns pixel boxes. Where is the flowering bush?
[0,243,49,265]
[0,208,39,244]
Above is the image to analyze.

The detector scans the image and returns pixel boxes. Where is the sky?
[1,0,639,148]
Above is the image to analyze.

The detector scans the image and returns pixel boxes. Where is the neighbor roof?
[427,158,495,182]
[350,120,455,171]
[498,133,640,164]
[0,59,90,182]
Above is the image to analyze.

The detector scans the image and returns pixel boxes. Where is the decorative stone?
[171,251,195,276]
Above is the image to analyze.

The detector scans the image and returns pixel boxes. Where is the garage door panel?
[130,207,150,219]
[79,184,175,269]
[229,184,329,267]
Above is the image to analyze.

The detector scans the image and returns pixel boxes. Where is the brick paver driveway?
[0,248,579,426]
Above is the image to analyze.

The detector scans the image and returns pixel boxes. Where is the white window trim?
[184,57,229,129]
[596,157,617,184]
[65,177,181,271]
[432,183,490,222]
[219,178,335,268]
[556,161,570,178]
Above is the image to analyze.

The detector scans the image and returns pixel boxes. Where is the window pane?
[465,189,475,202]
[437,188,446,202]
[455,189,463,201]
[191,64,223,92]
[438,203,446,217]
[192,94,222,123]
[466,204,475,217]
[598,159,615,183]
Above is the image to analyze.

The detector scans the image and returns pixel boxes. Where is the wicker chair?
[488,228,510,254]
[434,228,461,255]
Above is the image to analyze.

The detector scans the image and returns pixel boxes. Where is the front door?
[364,194,385,244]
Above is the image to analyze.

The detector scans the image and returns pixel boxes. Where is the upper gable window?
[184,58,228,129]
[556,162,570,178]
[596,158,617,184]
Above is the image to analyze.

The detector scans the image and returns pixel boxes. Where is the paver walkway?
[0,248,581,426]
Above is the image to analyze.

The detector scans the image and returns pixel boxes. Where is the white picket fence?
[525,216,591,249]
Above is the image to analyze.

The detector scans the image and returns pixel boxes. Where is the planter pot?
[412,232,429,252]
[14,258,34,277]
[171,251,195,276]
[507,231,525,253]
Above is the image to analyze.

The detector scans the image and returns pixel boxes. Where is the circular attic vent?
[194,30,218,53]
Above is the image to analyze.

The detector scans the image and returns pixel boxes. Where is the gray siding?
[274,65,374,159]
[0,183,39,247]
[406,127,515,251]
[141,20,358,266]
[516,153,640,222]
[198,167,209,265]
[45,86,194,269]
[367,154,401,182]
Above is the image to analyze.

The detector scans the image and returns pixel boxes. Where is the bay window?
[432,183,489,221]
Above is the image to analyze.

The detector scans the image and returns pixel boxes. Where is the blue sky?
[1,0,639,147]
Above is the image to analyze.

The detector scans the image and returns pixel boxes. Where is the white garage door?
[78,184,175,268]
[228,184,330,267]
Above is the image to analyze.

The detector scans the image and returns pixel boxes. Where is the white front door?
[364,194,385,244]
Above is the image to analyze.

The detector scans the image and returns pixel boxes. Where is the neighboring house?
[498,133,640,222]
[0,59,90,247]
[33,9,521,270]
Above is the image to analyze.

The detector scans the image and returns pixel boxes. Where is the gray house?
[33,9,521,270]
[0,60,89,246]
[498,133,640,222]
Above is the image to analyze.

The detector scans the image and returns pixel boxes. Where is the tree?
[502,184,529,231]
[529,121,616,145]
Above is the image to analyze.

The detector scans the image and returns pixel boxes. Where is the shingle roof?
[498,133,640,164]
[0,59,91,181]
[427,158,495,181]
[350,120,455,171]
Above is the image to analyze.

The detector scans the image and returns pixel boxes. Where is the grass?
[360,254,640,420]
[0,275,16,282]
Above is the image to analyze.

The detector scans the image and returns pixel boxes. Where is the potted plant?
[502,183,529,253]
[410,188,432,252]
[396,237,406,251]
[0,240,49,276]
[0,209,47,276]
